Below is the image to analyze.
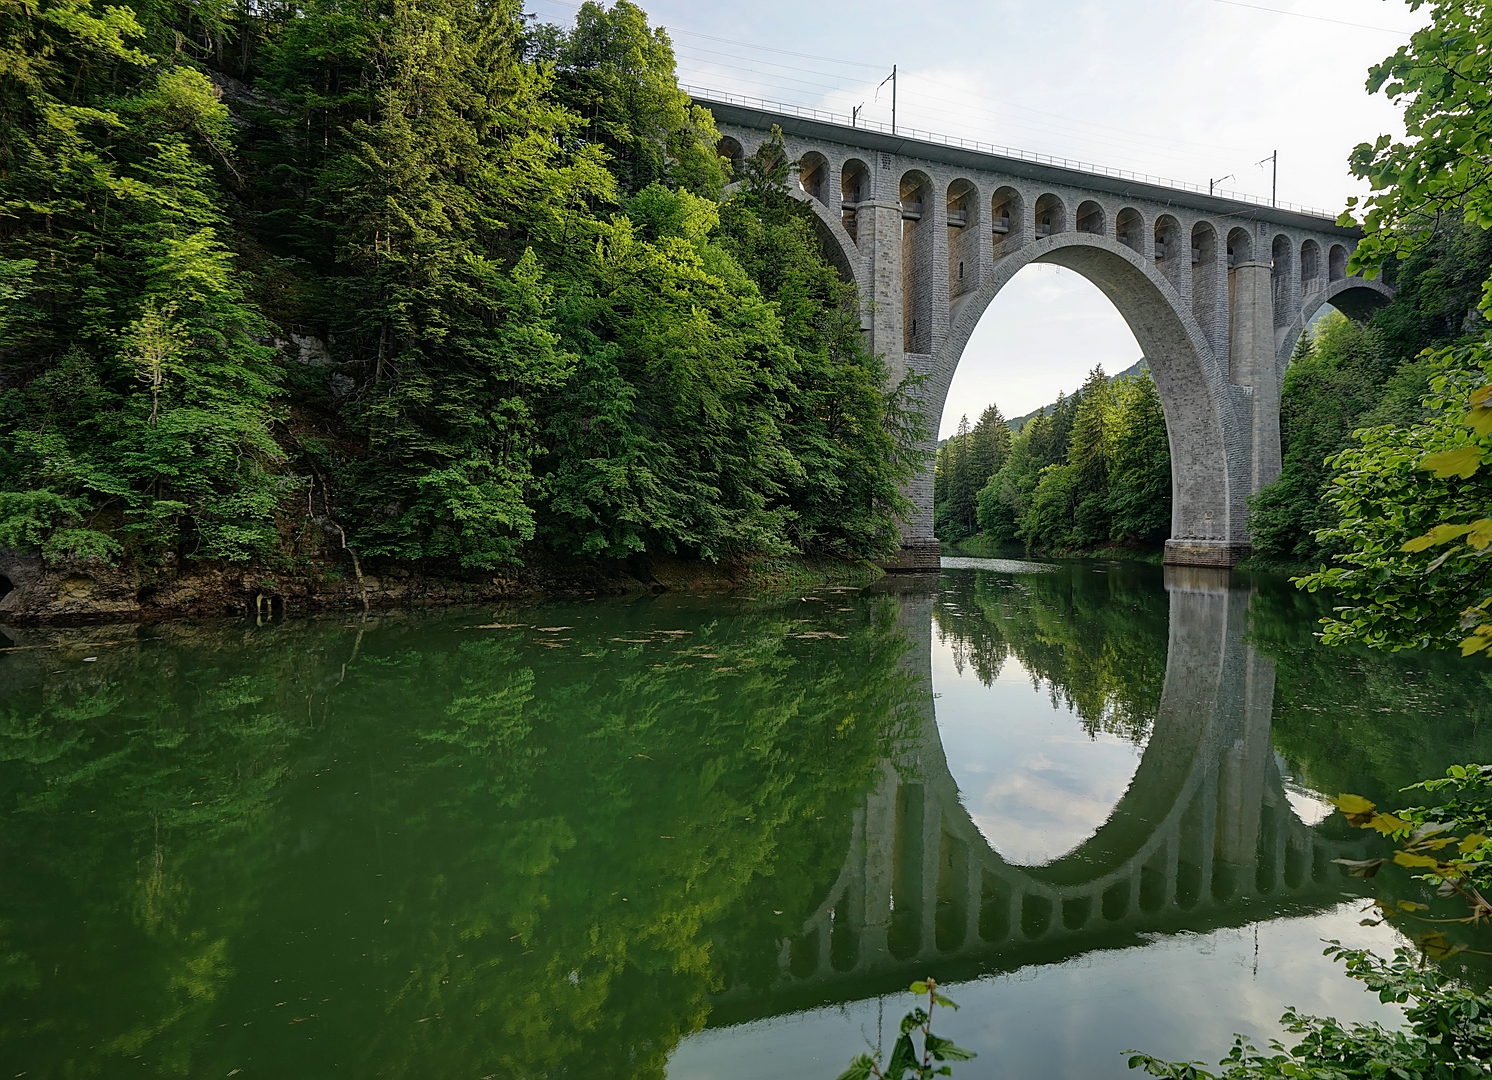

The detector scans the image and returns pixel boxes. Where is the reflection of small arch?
[1034,193,1065,237]
[948,178,980,301]
[1021,893,1052,937]
[716,136,743,175]
[1226,227,1252,266]
[1116,207,1143,253]
[841,158,870,244]
[788,928,820,978]
[991,186,1022,252]
[1300,239,1322,292]
[1075,200,1105,235]
[1329,243,1348,282]
[901,170,934,353]
[797,151,828,203]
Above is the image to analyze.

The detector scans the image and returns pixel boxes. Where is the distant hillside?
[1006,358,1149,433]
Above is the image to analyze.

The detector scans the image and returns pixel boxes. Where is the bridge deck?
[696,96,1357,236]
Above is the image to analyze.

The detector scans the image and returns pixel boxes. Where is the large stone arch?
[785,185,872,312]
[1274,275,1396,371]
[930,232,1243,553]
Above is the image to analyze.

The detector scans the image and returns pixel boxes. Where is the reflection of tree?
[1248,576,1492,807]
[0,597,919,1078]
[933,564,1168,744]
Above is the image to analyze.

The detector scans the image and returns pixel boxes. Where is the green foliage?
[934,405,1011,543]
[0,9,286,564]
[1247,211,1492,571]
[838,979,976,1080]
[1,0,919,575]
[1342,0,1492,320]
[1128,945,1492,1079]
[1326,769,1492,936]
[967,367,1170,553]
[1248,315,1398,564]
[1295,339,1492,652]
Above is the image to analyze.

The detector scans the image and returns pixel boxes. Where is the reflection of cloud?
[668,904,1406,1080]
[932,634,1144,866]
[1285,789,1335,827]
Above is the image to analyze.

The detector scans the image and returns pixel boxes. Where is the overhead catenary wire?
[523,1,1307,205]
[1210,0,1414,36]
[527,0,1258,165]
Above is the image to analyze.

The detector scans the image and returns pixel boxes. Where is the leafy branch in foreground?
[1329,766,1492,944]
[1127,944,1492,1079]
[837,978,976,1080]
[1296,340,1492,653]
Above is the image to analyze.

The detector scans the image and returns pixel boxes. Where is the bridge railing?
[685,85,1338,221]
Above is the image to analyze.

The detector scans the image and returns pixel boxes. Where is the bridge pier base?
[1162,539,1250,568]
[880,542,942,573]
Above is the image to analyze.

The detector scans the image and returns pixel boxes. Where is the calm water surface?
[2,561,1488,1078]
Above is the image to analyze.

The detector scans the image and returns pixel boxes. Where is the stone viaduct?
[704,98,1395,569]
[710,569,1371,1020]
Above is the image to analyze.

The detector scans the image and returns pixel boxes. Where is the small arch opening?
[948,178,979,302]
[1271,234,1293,326]
[1226,227,1252,267]
[902,171,934,352]
[991,186,1023,253]
[1191,222,1220,343]
[1301,239,1322,292]
[1154,213,1184,291]
[1034,193,1066,238]
[0,575,12,602]
[1116,207,1143,253]
[1075,200,1105,235]
[841,158,870,244]
[716,136,743,177]
[1329,243,1348,282]
[796,151,828,204]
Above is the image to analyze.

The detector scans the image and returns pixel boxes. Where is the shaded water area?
[3,561,1490,1078]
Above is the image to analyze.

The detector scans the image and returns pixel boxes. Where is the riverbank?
[942,534,1165,564]
[0,548,886,625]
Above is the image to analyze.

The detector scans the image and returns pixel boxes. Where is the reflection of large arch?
[934,233,1239,555]
[712,570,1372,1017]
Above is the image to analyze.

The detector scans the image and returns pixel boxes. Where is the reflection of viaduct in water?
[716,568,1368,1018]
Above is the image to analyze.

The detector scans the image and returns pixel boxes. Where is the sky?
[526,0,1429,436]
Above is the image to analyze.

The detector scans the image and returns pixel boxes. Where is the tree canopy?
[0,0,923,578]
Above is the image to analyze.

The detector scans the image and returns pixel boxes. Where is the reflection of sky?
[669,905,1405,1080]
[932,625,1145,866]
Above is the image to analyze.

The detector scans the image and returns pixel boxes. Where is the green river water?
[2,559,1489,1078]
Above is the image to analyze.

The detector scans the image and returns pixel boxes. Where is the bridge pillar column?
[1230,258,1283,496]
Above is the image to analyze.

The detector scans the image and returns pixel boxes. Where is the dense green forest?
[933,216,1491,562]
[933,365,1170,553]
[0,0,921,578]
